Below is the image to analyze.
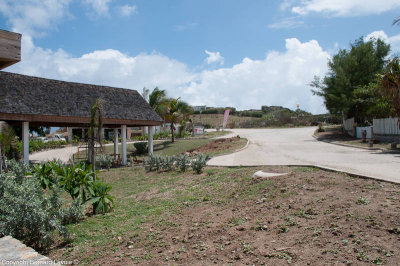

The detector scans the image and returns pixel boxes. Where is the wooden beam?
[0,112,163,127]
[0,29,21,70]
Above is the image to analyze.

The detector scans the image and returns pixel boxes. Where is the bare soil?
[185,136,244,156]
[50,166,400,265]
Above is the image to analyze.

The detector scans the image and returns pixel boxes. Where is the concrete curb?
[209,138,250,159]
[312,134,385,151]
[0,236,63,265]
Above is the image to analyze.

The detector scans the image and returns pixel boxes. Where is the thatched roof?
[0,71,163,127]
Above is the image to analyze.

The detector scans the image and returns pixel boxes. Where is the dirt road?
[208,127,400,183]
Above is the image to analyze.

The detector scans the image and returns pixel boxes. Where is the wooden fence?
[373,117,400,135]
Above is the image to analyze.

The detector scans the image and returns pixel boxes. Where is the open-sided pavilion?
[0,71,163,165]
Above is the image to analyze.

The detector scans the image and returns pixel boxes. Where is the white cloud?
[84,0,113,17]
[268,17,304,29]
[205,50,224,65]
[0,0,72,37]
[189,39,329,113]
[365,30,400,55]
[118,4,136,17]
[7,37,329,114]
[289,0,400,17]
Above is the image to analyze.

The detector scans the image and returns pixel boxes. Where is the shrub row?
[143,154,210,174]
[14,140,68,154]
[132,131,171,141]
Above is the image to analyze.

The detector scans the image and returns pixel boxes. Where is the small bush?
[176,154,190,172]
[96,154,113,170]
[134,142,148,155]
[87,181,114,214]
[317,124,325,132]
[61,199,85,225]
[191,154,210,174]
[144,154,162,171]
[162,156,175,171]
[6,159,30,183]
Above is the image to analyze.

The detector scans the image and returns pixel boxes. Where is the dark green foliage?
[56,162,95,202]
[31,161,58,189]
[379,57,400,119]
[133,131,170,141]
[353,82,394,124]
[28,140,67,153]
[311,37,390,122]
[134,142,148,155]
[194,107,236,115]
[87,181,114,214]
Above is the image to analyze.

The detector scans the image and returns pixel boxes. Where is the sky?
[0,0,400,114]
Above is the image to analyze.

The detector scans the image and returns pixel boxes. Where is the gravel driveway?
[208,127,400,183]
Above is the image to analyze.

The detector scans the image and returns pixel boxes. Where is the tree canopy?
[311,37,390,123]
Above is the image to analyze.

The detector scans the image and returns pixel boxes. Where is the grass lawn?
[48,166,400,265]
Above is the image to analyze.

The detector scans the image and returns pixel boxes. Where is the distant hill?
[191,105,338,128]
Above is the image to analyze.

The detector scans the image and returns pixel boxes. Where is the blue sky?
[1,0,400,114]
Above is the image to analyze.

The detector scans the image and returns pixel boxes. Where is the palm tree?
[164,98,193,142]
[88,98,104,180]
[149,87,168,116]
[393,16,400,26]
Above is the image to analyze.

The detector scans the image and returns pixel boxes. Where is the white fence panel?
[373,117,400,135]
[356,127,372,139]
[343,117,355,136]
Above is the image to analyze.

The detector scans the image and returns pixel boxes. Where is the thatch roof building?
[0,71,162,127]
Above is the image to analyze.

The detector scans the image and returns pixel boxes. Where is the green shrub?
[162,156,175,171]
[6,159,30,183]
[176,154,190,172]
[61,199,85,225]
[144,154,162,171]
[56,162,95,202]
[31,161,58,189]
[96,154,113,170]
[87,181,114,214]
[0,176,69,250]
[134,142,148,155]
[191,154,210,174]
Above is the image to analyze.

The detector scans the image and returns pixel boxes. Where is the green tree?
[379,57,400,119]
[353,82,394,124]
[165,98,193,142]
[311,37,390,123]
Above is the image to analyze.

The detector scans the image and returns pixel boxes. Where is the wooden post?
[114,128,118,160]
[22,121,29,164]
[121,125,127,166]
